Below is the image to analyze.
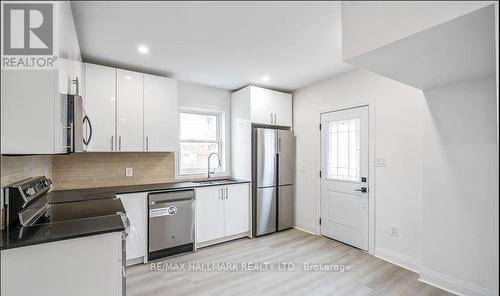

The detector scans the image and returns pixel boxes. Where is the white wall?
[177,81,232,176]
[341,1,493,60]
[420,76,498,295]
[293,69,425,268]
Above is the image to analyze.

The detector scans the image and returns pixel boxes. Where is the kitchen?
[1,1,498,296]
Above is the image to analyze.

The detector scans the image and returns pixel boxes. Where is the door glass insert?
[326,118,360,182]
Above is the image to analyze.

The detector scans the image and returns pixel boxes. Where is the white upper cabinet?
[231,86,292,180]
[83,63,178,153]
[234,86,293,127]
[116,70,144,151]
[83,63,116,152]
[143,75,178,152]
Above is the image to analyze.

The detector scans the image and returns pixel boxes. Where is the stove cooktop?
[31,198,125,226]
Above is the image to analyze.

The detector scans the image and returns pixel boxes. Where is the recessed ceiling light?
[262,75,270,82]
[137,45,149,54]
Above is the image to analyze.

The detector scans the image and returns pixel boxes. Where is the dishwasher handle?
[148,189,195,205]
[150,197,193,205]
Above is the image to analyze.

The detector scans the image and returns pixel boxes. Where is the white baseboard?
[195,232,249,249]
[374,247,421,273]
[293,226,317,235]
[419,267,497,296]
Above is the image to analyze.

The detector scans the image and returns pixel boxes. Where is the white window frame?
[176,108,226,178]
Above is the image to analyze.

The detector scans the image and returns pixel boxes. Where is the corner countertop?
[1,215,125,251]
[1,179,250,251]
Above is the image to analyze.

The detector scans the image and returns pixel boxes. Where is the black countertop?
[1,215,125,250]
[1,179,250,250]
[47,179,250,204]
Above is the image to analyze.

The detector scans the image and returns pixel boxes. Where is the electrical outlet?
[125,168,133,177]
[390,226,399,237]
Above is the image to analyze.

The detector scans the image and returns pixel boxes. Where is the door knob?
[355,187,367,193]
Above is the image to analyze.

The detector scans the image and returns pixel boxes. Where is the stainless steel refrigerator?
[252,128,295,236]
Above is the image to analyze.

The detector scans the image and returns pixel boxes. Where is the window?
[326,118,360,182]
[179,111,224,176]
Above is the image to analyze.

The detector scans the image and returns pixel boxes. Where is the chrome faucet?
[207,152,222,180]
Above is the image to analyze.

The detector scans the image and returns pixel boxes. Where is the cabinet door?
[195,186,226,243]
[143,75,178,151]
[117,193,147,263]
[224,183,250,236]
[250,86,293,127]
[84,63,116,151]
[250,86,275,125]
[117,69,144,151]
[271,92,292,127]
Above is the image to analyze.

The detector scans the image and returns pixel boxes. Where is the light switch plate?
[390,226,399,237]
[375,158,386,167]
[125,168,133,177]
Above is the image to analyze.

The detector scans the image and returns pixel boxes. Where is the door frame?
[317,102,376,255]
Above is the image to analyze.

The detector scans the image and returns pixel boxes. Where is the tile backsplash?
[1,155,52,188]
[51,152,175,190]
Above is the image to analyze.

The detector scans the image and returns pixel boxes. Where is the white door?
[143,74,178,151]
[83,63,116,151]
[117,193,147,264]
[195,186,226,243]
[117,69,144,151]
[320,106,369,250]
[224,184,250,236]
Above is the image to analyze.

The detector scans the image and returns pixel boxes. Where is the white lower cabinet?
[117,192,147,264]
[1,232,123,296]
[225,184,251,236]
[195,186,226,243]
[195,183,250,246]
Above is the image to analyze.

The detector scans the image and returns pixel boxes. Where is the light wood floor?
[127,229,453,296]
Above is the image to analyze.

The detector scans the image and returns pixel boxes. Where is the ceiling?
[71,1,354,92]
[346,4,496,90]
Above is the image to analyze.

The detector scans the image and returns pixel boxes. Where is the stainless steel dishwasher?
[148,189,195,261]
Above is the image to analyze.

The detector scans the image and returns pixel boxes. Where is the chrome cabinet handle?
[146,136,149,151]
[273,113,276,124]
[270,113,273,124]
[225,188,228,199]
[111,135,114,151]
[119,136,122,151]
[69,123,74,152]
[220,188,224,200]
[278,138,281,153]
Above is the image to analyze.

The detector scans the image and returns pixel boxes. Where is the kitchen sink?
[193,179,237,185]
